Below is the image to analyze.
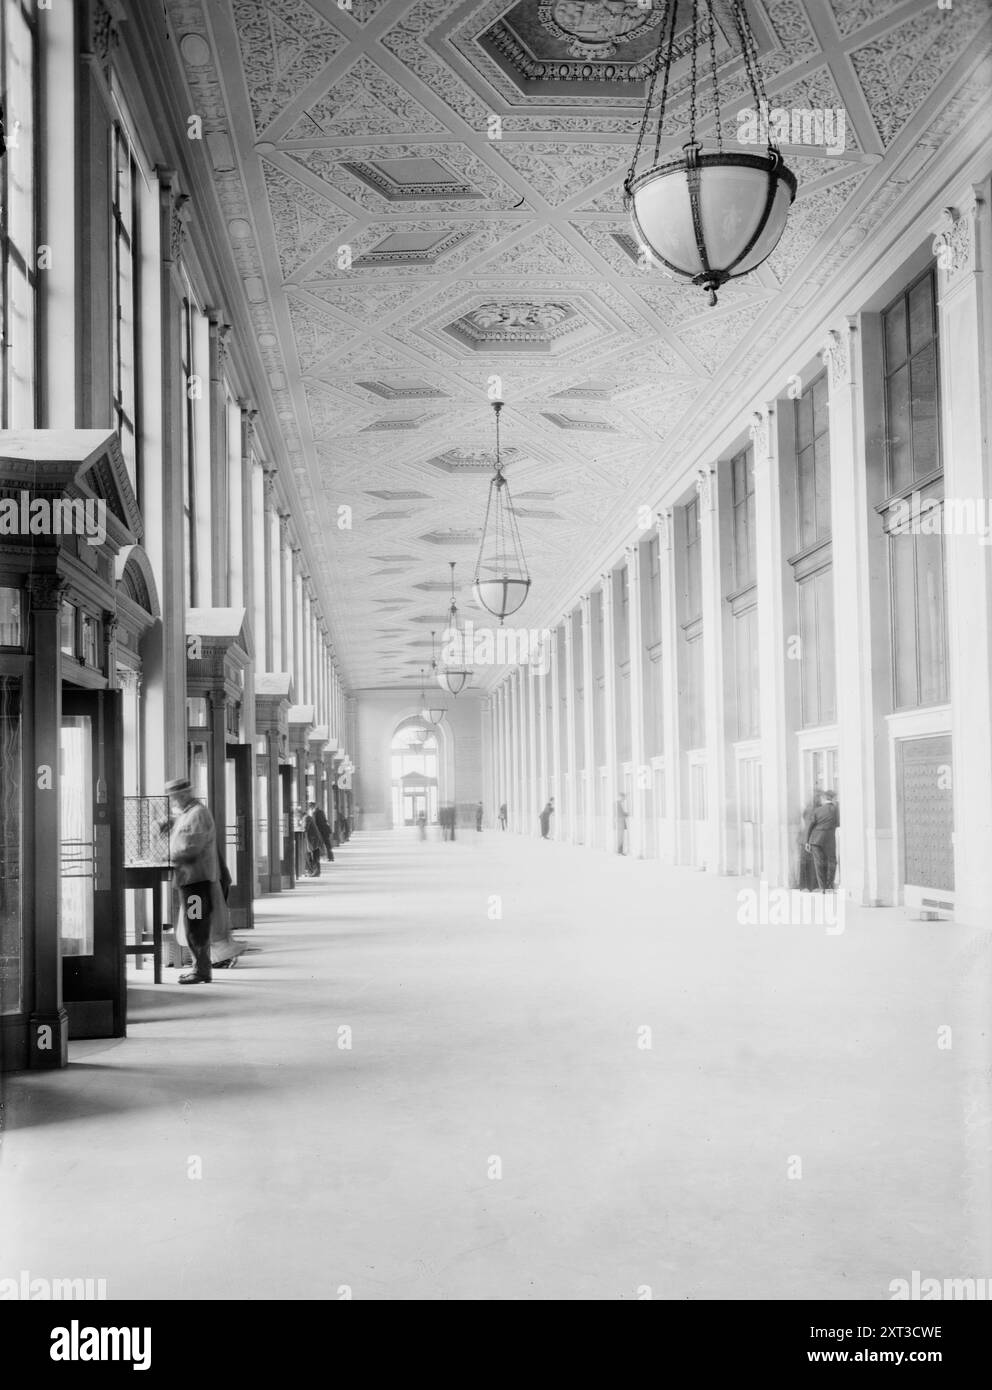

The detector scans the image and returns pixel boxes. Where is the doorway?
[226,744,255,930]
[60,690,125,1039]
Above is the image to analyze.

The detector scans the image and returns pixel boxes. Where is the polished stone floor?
[1,829,988,1301]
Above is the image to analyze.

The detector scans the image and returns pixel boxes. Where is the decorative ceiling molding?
[170,0,992,688]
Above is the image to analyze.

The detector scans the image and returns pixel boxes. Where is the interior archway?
[389,718,443,828]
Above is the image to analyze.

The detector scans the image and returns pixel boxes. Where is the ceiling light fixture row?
[472,398,532,624]
[432,562,474,697]
[624,0,797,306]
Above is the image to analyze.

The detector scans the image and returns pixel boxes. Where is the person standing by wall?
[160,777,219,985]
[476,801,483,832]
[302,804,323,877]
[498,802,507,830]
[804,789,840,891]
[539,799,553,840]
[311,801,334,863]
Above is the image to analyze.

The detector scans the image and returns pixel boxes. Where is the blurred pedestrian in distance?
[616,793,629,854]
[311,801,334,862]
[498,802,507,830]
[476,801,483,832]
[302,804,323,876]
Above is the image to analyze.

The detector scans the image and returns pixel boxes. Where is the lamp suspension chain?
[706,0,722,152]
[650,0,679,169]
[689,0,702,147]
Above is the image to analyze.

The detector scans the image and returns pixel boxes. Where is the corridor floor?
[1,830,988,1301]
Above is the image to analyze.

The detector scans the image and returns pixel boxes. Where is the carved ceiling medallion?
[538,1,662,58]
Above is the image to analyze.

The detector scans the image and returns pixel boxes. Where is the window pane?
[0,679,23,1014]
[816,568,836,724]
[797,445,816,549]
[884,295,907,370]
[813,431,832,540]
[797,577,817,725]
[735,607,759,738]
[60,718,95,957]
[796,391,813,450]
[4,2,36,426]
[60,601,75,657]
[0,589,22,645]
[890,535,918,709]
[908,274,934,353]
[886,362,912,494]
[915,531,947,705]
[812,373,829,439]
[910,341,939,480]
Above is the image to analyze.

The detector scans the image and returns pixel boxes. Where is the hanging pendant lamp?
[473,399,531,623]
[435,562,474,697]
[420,666,446,726]
[624,0,796,307]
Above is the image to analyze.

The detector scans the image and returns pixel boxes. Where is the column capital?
[217,323,232,371]
[748,407,774,461]
[695,465,715,511]
[116,665,142,693]
[819,320,857,391]
[86,0,124,66]
[932,192,983,289]
[656,508,674,550]
[169,193,191,264]
[27,573,68,611]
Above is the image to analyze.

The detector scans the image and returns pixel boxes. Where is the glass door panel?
[60,716,95,957]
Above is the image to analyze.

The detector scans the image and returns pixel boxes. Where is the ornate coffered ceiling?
[166,0,992,690]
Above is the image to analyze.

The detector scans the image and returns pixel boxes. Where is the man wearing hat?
[160,777,219,984]
[804,788,840,892]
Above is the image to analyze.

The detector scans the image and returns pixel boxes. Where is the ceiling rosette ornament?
[538,1,664,59]
[471,303,569,331]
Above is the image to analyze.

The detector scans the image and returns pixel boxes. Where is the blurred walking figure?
[539,799,553,840]
[417,811,427,841]
[311,801,334,862]
[476,801,483,832]
[616,793,629,855]
[804,789,839,891]
[210,850,246,969]
[498,802,507,830]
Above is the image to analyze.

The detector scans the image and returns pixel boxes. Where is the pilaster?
[933,186,992,926]
[750,407,790,885]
